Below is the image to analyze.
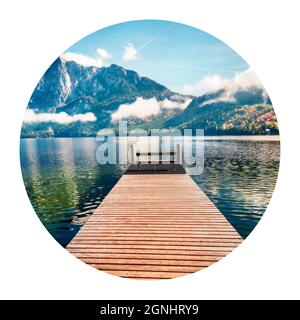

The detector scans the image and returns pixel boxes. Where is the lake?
[20,136,280,247]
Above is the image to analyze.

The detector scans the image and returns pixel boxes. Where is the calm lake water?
[20,137,280,246]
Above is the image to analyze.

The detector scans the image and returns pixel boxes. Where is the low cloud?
[122,43,138,61]
[111,97,192,121]
[182,74,229,96]
[182,69,265,94]
[24,110,97,124]
[181,69,268,106]
[61,48,112,68]
[160,97,191,110]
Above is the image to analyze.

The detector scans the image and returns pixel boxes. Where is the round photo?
[20,20,280,280]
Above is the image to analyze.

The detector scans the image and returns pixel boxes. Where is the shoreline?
[20,135,280,142]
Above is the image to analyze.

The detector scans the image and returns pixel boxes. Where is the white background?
[0,0,300,300]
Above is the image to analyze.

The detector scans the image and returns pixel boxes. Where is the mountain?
[164,87,278,135]
[24,58,191,136]
[21,59,278,138]
[29,58,174,114]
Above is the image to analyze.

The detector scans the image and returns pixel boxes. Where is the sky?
[62,20,249,94]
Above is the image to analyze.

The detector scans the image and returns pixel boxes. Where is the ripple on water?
[20,137,280,246]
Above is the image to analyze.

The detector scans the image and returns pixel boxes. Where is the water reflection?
[192,140,280,238]
[20,137,280,246]
[20,138,122,247]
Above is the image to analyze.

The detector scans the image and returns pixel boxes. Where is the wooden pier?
[67,172,243,280]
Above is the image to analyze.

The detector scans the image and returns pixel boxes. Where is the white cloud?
[181,69,264,96]
[61,48,112,67]
[24,110,97,124]
[120,24,175,62]
[111,97,159,121]
[122,43,138,61]
[182,74,229,96]
[198,92,235,107]
[181,69,267,106]
[111,97,192,121]
[160,97,192,110]
[96,48,112,60]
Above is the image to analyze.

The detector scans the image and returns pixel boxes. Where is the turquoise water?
[20,137,280,246]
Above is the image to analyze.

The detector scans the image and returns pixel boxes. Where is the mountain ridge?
[29,58,177,113]
[22,59,278,137]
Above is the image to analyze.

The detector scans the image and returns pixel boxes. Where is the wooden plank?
[69,239,241,245]
[67,244,236,251]
[101,270,190,279]
[67,174,243,279]
[67,248,230,256]
[74,234,241,239]
[70,253,222,261]
[81,258,213,267]
[88,264,201,273]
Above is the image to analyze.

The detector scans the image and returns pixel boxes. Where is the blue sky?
[63,20,249,93]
